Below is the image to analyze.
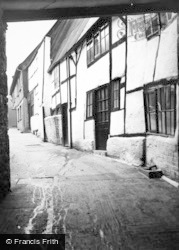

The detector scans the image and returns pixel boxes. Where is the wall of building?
[107,14,179,181]
[28,41,47,139]
[8,96,17,127]
[44,115,62,144]
[144,16,178,179]
[0,11,10,199]
[71,36,111,150]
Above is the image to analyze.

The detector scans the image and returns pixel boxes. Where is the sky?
[6,20,56,92]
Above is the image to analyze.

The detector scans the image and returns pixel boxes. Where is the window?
[86,91,93,119]
[87,21,109,65]
[160,12,173,28]
[111,79,124,111]
[145,14,160,39]
[145,83,175,135]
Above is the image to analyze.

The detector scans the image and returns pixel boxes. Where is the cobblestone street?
[0,128,179,249]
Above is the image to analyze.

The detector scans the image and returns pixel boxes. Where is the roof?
[10,41,43,95]
[48,18,98,72]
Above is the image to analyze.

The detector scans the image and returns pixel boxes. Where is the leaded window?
[86,91,93,119]
[145,83,176,135]
[87,21,109,65]
[145,14,160,39]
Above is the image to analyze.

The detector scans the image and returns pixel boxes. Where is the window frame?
[145,14,160,39]
[144,82,176,136]
[86,90,94,120]
[86,20,110,67]
[111,78,124,112]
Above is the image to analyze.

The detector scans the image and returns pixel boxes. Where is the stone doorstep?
[93,150,107,156]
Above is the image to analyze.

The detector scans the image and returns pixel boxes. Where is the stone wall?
[146,135,178,180]
[44,115,62,145]
[107,137,145,166]
[0,11,10,200]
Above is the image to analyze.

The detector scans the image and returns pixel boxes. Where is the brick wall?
[44,115,62,145]
[0,12,10,200]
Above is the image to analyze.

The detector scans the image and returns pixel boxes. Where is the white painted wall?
[126,90,145,133]
[110,110,124,135]
[154,18,178,81]
[86,53,110,91]
[112,42,126,79]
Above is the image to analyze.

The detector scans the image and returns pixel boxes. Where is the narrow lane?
[0,128,178,249]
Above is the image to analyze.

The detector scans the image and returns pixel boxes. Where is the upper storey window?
[145,14,160,39]
[87,21,109,66]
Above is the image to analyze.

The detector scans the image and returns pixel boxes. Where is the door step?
[93,150,107,156]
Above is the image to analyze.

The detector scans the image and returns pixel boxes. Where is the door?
[95,84,109,150]
[62,103,68,146]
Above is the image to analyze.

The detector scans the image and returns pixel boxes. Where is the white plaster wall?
[110,110,124,135]
[112,42,126,79]
[126,90,145,133]
[71,44,94,148]
[43,37,52,117]
[154,18,178,81]
[127,38,147,91]
[84,119,95,140]
[86,53,110,91]
[30,114,40,132]
[61,82,67,104]
[143,37,159,83]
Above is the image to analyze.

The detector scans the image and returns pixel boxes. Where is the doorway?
[95,84,109,150]
[61,103,68,146]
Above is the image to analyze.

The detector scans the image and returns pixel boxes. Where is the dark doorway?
[95,84,109,150]
[62,103,68,146]
[28,103,31,130]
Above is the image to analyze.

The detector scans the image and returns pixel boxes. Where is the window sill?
[87,50,109,68]
[146,132,175,138]
[85,117,94,121]
[111,108,124,113]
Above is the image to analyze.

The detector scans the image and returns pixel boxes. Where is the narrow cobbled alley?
[0,128,179,249]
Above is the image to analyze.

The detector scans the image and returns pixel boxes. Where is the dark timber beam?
[3,2,179,22]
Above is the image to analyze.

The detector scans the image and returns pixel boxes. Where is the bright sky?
[6,20,56,92]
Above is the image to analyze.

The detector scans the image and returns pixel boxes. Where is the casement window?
[145,83,176,135]
[86,90,94,119]
[145,14,160,39]
[111,79,124,111]
[160,12,173,28]
[87,21,109,65]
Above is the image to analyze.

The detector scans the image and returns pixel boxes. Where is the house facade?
[10,67,29,132]
[45,13,178,180]
[10,13,179,181]
[10,38,51,137]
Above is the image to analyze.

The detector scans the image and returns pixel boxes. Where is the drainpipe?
[42,38,46,141]
[66,57,72,148]
[124,15,128,135]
